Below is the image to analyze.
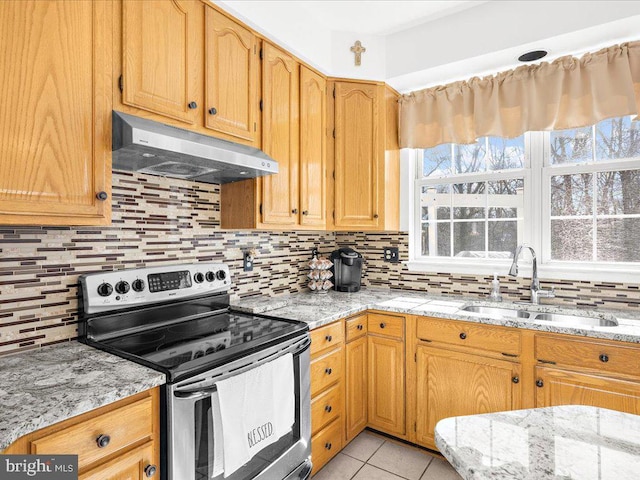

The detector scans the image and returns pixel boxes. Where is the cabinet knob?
[325,405,332,413]
[599,354,609,363]
[292,208,299,214]
[96,434,111,448]
[512,376,519,384]
[536,379,544,388]
[459,332,467,340]
[208,107,217,115]
[357,324,363,331]
[325,335,332,342]
[373,214,379,219]
[96,191,108,201]
[379,323,386,329]
[188,101,198,109]
[325,368,332,375]
[144,464,157,478]
[302,210,309,215]
[325,442,332,451]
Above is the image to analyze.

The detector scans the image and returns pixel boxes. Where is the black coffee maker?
[330,247,363,292]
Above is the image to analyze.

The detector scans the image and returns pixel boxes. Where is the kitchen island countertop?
[0,341,166,451]
[434,405,640,479]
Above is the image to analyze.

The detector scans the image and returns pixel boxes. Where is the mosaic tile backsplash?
[1,171,639,355]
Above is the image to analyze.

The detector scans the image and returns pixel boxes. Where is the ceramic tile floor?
[313,431,462,480]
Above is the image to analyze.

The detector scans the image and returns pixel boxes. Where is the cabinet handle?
[325,442,332,450]
[302,210,309,215]
[373,214,379,219]
[325,335,332,342]
[357,324,363,330]
[325,405,332,413]
[96,434,111,448]
[96,191,108,201]
[325,368,332,375]
[536,379,544,388]
[188,101,198,109]
[459,332,467,340]
[292,208,299,214]
[208,107,217,115]
[599,354,609,363]
[379,323,386,329]
[144,464,157,478]
[512,376,519,384]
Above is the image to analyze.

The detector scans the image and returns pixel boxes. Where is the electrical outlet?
[243,251,254,272]
[383,247,399,263]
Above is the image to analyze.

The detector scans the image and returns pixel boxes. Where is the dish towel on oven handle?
[212,352,295,478]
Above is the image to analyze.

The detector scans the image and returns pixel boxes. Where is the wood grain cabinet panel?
[0,0,112,225]
[311,383,342,436]
[415,346,521,449]
[345,335,367,442]
[79,442,155,480]
[311,418,343,476]
[122,0,203,124]
[204,6,260,145]
[310,321,344,357]
[311,348,343,397]
[345,314,367,342]
[368,334,405,436]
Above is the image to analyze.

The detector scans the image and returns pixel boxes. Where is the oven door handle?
[174,385,218,400]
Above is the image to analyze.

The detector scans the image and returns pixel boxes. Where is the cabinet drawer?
[31,397,154,471]
[368,313,404,339]
[311,348,343,397]
[311,321,344,357]
[416,316,520,357]
[311,383,342,435]
[345,314,367,342]
[79,441,155,480]
[536,334,640,377]
[311,419,343,474]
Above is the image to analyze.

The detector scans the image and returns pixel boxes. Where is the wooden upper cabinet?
[333,81,385,229]
[299,66,327,229]
[122,0,203,124]
[204,7,260,145]
[261,42,300,226]
[0,0,112,226]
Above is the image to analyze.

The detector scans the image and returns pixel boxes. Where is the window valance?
[399,41,640,149]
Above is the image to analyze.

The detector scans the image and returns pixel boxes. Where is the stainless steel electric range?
[79,263,312,480]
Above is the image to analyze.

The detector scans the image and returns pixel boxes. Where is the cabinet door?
[368,336,404,435]
[204,7,259,145]
[535,366,640,414]
[299,66,326,229]
[122,0,203,124]
[345,336,367,442]
[0,0,112,226]
[79,442,155,480]
[334,82,384,229]
[261,43,300,226]
[416,346,521,449]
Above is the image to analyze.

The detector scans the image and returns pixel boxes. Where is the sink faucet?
[508,245,555,305]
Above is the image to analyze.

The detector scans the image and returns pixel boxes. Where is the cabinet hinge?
[259,204,263,215]
[260,100,263,111]
[259,48,263,60]
[118,75,123,93]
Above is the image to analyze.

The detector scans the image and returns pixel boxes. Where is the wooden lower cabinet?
[345,335,367,442]
[415,345,521,449]
[535,366,640,413]
[79,442,155,480]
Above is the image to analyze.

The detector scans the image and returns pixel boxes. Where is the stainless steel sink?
[532,313,618,327]
[461,305,531,319]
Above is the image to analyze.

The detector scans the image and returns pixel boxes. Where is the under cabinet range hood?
[111,111,278,184]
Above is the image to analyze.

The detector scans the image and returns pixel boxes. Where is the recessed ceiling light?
[518,50,548,62]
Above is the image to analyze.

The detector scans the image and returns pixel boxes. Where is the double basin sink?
[461,305,618,327]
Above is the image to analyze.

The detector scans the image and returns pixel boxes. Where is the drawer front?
[311,348,343,397]
[311,419,343,474]
[536,334,640,377]
[368,313,404,339]
[311,383,342,435]
[31,397,154,470]
[311,321,344,357]
[345,314,367,342]
[416,316,520,356]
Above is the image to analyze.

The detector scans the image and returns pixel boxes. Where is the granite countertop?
[231,287,640,343]
[0,342,166,452]
[434,405,640,479]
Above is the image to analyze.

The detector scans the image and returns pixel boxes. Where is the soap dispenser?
[489,273,503,302]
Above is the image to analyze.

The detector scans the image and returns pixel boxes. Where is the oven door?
[167,334,311,480]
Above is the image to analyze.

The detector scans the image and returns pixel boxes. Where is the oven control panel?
[80,263,230,314]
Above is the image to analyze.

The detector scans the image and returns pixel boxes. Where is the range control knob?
[216,270,227,281]
[132,279,145,292]
[115,281,130,294]
[194,272,205,284]
[205,271,215,282]
[97,283,113,297]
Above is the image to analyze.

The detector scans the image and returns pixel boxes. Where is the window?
[408,116,640,281]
